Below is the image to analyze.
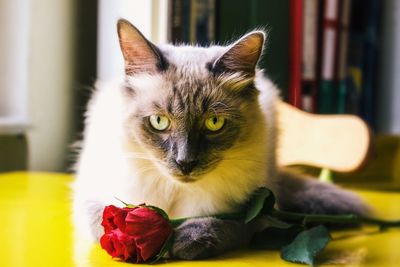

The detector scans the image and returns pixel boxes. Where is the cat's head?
[117,19,267,183]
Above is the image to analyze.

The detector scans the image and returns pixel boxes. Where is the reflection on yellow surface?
[1,172,400,267]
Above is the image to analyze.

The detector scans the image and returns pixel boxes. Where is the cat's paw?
[171,218,221,260]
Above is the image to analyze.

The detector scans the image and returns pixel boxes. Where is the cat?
[72,19,369,260]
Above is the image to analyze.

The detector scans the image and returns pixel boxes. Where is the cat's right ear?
[117,19,167,75]
[212,31,265,78]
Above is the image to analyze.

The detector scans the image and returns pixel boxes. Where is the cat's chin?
[170,173,202,183]
[174,175,198,183]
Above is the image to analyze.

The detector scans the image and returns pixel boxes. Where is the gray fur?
[172,217,258,259]
[119,24,370,259]
[171,172,370,260]
[81,21,371,260]
[123,39,263,180]
[86,200,105,241]
[276,170,370,216]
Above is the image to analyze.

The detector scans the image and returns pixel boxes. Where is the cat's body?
[73,47,278,238]
[73,20,368,259]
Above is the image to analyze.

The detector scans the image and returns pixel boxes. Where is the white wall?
[0,0,30,134]
[1,0,169,171]
[97,0,169,80]
[378,0,400,134]
[27,0,75,171]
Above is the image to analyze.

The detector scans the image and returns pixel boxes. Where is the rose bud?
[100,229,137,261]
[101,205,134,233]
[125,207,173,262]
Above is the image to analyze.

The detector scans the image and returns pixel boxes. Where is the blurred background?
[0,0,399,184]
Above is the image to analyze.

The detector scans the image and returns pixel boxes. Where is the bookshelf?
[216,0,290,100]
[170,0,399,134]
[377,0,400,134]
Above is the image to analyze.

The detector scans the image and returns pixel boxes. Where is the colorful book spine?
[347,0,364,115]
[360,0,380,127]
[301,0,319,112]
[378,0,400,133]
[171,0,215,45]
[288,0,303,108]
[192,0,216,45]
[336,0,352,114]
[318,0,339,114]
[206,0,216,44]
[171,0,183,43]
[181,0,191,43]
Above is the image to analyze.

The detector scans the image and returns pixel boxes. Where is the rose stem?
[271,209,400,229]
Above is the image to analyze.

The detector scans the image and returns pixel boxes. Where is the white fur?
[72,45,280,241]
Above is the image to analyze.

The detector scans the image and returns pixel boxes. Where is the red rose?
[101,205,133,233]
[125,207,173,262]
[100,205,173,263]
[100,229,136,261]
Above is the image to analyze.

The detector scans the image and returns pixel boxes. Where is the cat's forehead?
[159,44,227,79]
[125,44,251,118]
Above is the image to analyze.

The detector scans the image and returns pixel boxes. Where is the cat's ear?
[212,31,265,77]
[117,19,167,75]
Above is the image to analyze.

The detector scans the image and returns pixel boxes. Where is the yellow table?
[1,172,400,267]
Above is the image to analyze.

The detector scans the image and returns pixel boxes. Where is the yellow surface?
[1,172,400,267]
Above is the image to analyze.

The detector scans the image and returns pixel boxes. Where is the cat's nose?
[175,159,198,175]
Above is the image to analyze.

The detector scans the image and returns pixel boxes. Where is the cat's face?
[118,20,265,183]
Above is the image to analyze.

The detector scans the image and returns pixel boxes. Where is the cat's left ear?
[212,31,265,77]
[117,19,167,75]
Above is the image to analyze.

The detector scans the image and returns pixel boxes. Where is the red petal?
[101,205,120,233]
[101,229,139,261]
[101,205,135,233]
[100,231,124,258]
[125,207,172,261]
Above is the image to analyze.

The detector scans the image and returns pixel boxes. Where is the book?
[181,0,191,43]
[288,0,303,108]
[318,0,340,114]
[215,0,290,98]
[301,0,319,112]
[359,0,380,128]
[171,0,183,43]
[377,0,400,133]
[347,0,364,116]
[192,0,216,45]
[335,0,352,114]
[171,0,215,45]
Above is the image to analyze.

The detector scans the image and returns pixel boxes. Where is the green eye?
[205,116,225,132]
[149,115,170,131]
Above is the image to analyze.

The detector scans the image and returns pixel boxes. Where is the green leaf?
[150,232,174,264]
[114,196,132,207]
[281,225,331,266]
[245,187,275,224]
[264,215,293,229]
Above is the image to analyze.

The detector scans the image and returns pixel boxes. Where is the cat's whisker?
[124,155,154,160]
[124,155,164,164]
[123,152,152,156]
[124,153,153,158]
[219,157,268,164]
[133,166,158,176]
[124,152,158,159]
[123,152,168,168]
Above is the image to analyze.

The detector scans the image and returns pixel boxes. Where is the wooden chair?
[277,101,371,173]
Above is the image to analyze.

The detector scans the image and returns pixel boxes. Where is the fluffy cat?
[73,19,368,259]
